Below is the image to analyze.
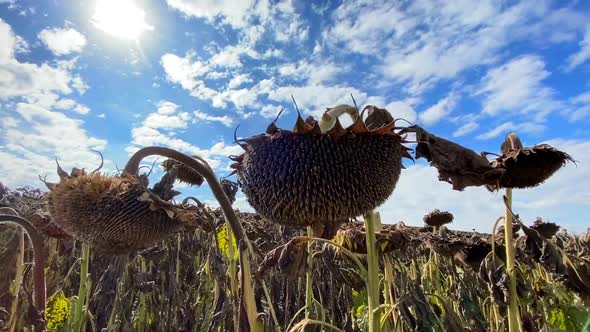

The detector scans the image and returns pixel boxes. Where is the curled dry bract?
[232,105,411,235]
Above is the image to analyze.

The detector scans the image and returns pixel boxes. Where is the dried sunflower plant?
[405,126,576,332]
[235,102,412,332]
[1,100,587,332]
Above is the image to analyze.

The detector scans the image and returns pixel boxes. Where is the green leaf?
[217,224,238,261]
[351,288,368,319]
[45,291,71,331]
[548,305,590,331]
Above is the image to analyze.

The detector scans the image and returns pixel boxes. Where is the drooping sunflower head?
[46,162,197,254]
[231,105,412,234]
[488,132,575,190]
[162,157,205,186]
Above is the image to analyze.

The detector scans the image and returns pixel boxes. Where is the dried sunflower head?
[161,157,205,186]
[424,234,466,257]
[231,105,411,235]
[46,164,198,254]
[530,218,560,239]
[423,209,454,227]
[333,222,409,254]
[488,133,574,190]
[456,239,491,268]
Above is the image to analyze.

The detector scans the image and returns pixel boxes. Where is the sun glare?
[92,0,153,40]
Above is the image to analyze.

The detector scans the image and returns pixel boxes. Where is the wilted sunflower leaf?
[401,125,504,191]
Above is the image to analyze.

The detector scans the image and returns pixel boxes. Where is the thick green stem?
[364,211,381,332]
[305,227,314,319]
[73,243,90,331]
[504,188,521,332]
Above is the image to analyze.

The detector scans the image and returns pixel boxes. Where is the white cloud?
[205,71,228,80]
[38,27,87,56]
[0,20,113,188]
[323,1,585,95]
[127,101,242,170]
[453,121,479,137]
[193,110,234,127]
[144,112,190,129]
[166,0,307,45]
[0,20,89,101]
[74,104,90,115]
[160,52,210,90]
[156,100,179,115]
[476,121,545,140]
[54,98,76,109]
[565,26,590,71]
[566,90,590,121]
[278,60,345,84]
[71,76,88,94]
[210,45,244,68]
[419,94,458,126]
[259,104,283,119]
[378,138,587,233]
[0,19,27,62]
[384,101,417,124]
[476,55,560,121]
[266,84,367,118]
[127,127,238,171]
[142,101,190,130]
[166,0,256,29]
[1,103,109,187]
[227,73,251,89]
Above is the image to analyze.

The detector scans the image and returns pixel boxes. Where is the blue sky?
[0,0,589,232]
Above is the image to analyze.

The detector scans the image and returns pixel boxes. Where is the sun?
[92,0,154,41]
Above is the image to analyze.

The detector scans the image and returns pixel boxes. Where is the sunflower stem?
[8,227,24,332]
[305,227,314,319]
[383,256,395,329]
[72,242,90,332]
[364,211,381,332]
[0,214,47,315]
[504,188,522,332]
[124,147,260,331]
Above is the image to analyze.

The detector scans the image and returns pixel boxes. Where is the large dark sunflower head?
[46,163,197,254]
[231,105,412,234]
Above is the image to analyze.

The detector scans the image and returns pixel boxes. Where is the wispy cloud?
[193,110,234,127]
[476,121,545,140]
[476,55,558,120]
[419,94,458,126]
[565,27,590,71]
